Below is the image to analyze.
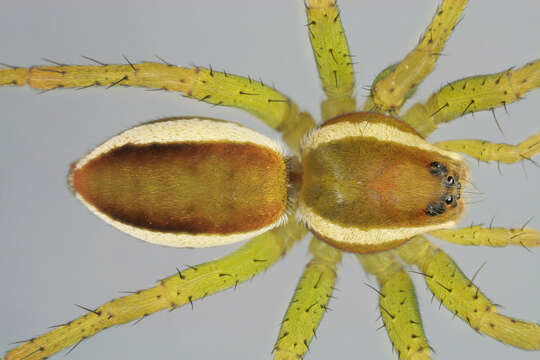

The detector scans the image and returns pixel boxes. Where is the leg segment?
[357,252,431,360]
[435,132,540,164]
[0,63,315,154]
[397,236,540,350]
[430,226,540,247]
[402,60,540,137]
[4,215,306,360]
[365,0,468,113]
[273,237,341,360]
[306,0,356,121]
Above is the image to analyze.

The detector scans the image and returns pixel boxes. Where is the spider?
[1,1,539,359]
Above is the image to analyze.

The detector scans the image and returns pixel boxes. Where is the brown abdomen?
[70,118,289,247]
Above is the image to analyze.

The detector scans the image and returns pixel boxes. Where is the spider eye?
[429,161,448,176]
[425,201,445,216]
[444,195,454,205]
[445,176,455,186]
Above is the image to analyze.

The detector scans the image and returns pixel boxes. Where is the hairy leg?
[429,226,540,248]
[363,0,468,114]
[306,0,356,121]
[358,251,431,360]
[273,237,341,360]
[397,236,540,350]
[0,62,314,154]
[435,132,540,165]
[4,215,306,360]
[402,60,540,137]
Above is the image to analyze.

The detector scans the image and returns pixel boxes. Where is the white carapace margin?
[300,119,464,163]
[297,119,465,247]
[297,202,457,246]
[71,117,289,248]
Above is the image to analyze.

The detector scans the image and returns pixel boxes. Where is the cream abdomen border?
[77,193,288,248]
[74,117,285,170]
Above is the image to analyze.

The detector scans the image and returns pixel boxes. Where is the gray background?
[1,1,539,359]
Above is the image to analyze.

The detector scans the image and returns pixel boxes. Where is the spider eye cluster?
[425,161,463,216]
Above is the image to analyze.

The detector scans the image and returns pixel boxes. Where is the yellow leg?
[4,215,306,360]
[402,60,540,137]
[0,62,314,154]
[430,226,540,247]
[397,236,540,350]
[357,252,431,360]
[435,132,540,165]
[365,0,468,113]
[273,237,341,360]
[362,63,408,113]
[306,0,356,121]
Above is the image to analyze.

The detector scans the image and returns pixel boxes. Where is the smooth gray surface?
[1,1,539,359]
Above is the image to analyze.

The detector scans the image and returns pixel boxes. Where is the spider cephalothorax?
[298,111,468,253]
[2,1,540,360]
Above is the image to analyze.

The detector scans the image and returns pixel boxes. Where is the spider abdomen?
[70,118,288,247]
[298,112,468,253]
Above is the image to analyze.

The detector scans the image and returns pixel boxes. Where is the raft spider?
[1,1,540,359]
